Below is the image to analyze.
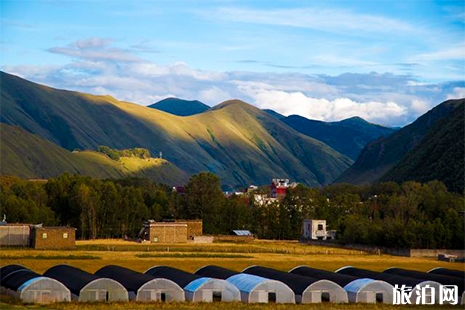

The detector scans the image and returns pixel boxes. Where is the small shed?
[292,266,393,303]
[44,265,128,302]
[31,226,76,249]
[244,266,348,303]
[337,266,441,304]
[95,265,184,302]
[0,266,70,303]
[196,265,295,303]
[145,266,240,302]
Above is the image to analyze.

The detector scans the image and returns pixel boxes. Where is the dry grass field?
[1,239,463,309]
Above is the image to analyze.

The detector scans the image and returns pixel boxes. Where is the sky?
[1,0,464,126]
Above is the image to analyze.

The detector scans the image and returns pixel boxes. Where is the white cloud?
[447,87,465,99]
[3,38,464,127]
[210,7,414,35]
[237,83,408,125]
[416,43,465,61]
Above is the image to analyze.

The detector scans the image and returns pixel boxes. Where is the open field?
[1,239,463,309]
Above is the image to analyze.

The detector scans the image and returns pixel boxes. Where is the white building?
[302,219,334,240]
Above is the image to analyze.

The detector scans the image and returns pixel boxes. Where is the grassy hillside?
[148,97,210,116]
[1,72,352,187]
[0,124,188,185]
[381,102,465,193]
[282,115,396,160]
[336,99,464,185]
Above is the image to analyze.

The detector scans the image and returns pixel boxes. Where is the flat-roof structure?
[44,265,128,302]
[145,266,240,302]
[95,265,184,302]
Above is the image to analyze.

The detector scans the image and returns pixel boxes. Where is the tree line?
[0,172,463,249]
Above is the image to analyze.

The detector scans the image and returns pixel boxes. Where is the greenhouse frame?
[0,265,70,303]
[244,266,348,303]
[95,265,184,302]
[291,266,393,303]
[384,267,464,304]
[144,266,240,302]
[337,266,441,304]
[43,265,128,302]
[196,265,295,303]
[428,267,464,279]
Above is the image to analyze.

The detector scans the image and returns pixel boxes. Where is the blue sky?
[1,0,464,126]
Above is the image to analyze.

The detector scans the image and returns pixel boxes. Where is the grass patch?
[0,254,100,260]
[135,253,253,259]
[0,300,459,310]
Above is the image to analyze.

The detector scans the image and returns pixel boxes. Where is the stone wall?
[32,227,76,249]
[149,223,187,243]
[175,220,202,238]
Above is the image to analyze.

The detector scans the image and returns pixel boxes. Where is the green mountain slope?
[0,71,352,187]
[0,123,188,184]
[381,102,464,193]
[282,115,396,160]
[148,97,210,116]
[336,99,464,185]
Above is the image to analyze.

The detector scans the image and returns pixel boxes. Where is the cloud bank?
[3,38,464,127]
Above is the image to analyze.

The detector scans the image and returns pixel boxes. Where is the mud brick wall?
[32,227,76,249]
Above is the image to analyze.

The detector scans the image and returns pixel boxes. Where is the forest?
[0,172,463,249]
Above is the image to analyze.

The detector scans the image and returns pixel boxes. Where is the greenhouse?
[0,266,70,303]
[428,267,465,279]
[43,265,128,302]
[196,265,295,303]
[144,266,240,302]
[384,267,464,304]
[291,266,393,303]
[337,266,441,304]
[244,266,348,303]
[95,265,184,302]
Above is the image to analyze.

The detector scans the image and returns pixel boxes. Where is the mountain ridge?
[148,97,210,116]
[336,98,464,185]
[0,71,352,187]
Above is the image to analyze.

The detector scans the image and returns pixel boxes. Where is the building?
[31,227,76,249]
[302,219,331,240]
[145,266,241,302]
[271,179,289,198]
[175,220,203,238]
[139,220,203,243]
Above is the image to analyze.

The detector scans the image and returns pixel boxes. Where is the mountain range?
[1,71,463,192]
[336,98,464,189]
[0,71,351,188]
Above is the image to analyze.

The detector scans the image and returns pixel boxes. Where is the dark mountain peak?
[263,109,285,120]
[282,114,397,160]
[148,97,210,116]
